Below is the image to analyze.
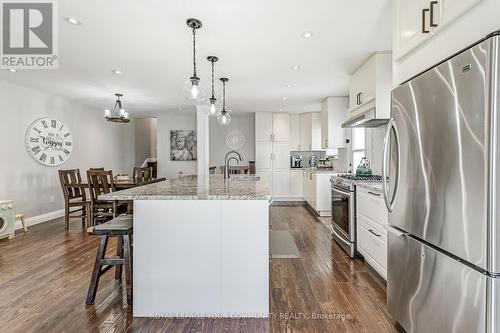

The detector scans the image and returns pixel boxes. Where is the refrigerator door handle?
[382,119,401,212]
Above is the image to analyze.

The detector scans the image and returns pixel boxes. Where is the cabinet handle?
[422,8,430,33]
[368,191,381,197]
[358,92,363,105]
[356,92,360,105]
[430,1,438,27]
[368,229,382,237]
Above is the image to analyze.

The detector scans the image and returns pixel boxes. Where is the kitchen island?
[100,175,271,318]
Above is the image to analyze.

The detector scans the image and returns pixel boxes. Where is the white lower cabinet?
[302,170,336,216]
[356,186,389,279]
[289,170,303,198]
[274,171,290,198]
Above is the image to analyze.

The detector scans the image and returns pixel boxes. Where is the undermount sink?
[228,175,261,181]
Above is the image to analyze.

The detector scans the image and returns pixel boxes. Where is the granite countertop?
[355,181,384,194]
[99,175,272,201]
[300,168,345,174]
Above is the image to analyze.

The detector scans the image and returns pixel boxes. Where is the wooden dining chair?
[133,167,153,183]
[87,170,126,223]
[58,169,92,229]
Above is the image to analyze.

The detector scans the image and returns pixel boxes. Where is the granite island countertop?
[99,175,272,201]
[355,181,384,194]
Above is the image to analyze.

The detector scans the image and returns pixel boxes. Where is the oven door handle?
[331,187,352,197]
[331,227,351,246]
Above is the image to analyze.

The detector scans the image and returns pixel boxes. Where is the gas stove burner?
[338,174,383,182]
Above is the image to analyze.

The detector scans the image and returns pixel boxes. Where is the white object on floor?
[0,201,15,240]
[270,230,300,259]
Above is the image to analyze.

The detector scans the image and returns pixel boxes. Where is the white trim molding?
[15,209,64,230]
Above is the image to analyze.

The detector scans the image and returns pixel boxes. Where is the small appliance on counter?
[355,157,372,175]
[308,155,318,168]
[290,154,303,168]
[317,157,334,170]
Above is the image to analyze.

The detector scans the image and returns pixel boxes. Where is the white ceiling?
[0,0,392,116]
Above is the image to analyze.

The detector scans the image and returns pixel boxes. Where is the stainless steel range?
[330,174,383,257]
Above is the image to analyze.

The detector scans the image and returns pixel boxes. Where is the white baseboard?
[273,197,305,202]
[15,209,64,230]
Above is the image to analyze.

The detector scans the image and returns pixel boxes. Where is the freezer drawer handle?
[368,191,381,197]
[368,229,382,237]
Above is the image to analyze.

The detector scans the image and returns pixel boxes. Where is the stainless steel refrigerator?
[383,31,500,333]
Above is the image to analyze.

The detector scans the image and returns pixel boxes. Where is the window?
[352,128,365,172]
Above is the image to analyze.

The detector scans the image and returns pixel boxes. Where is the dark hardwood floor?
[0,205,399,333]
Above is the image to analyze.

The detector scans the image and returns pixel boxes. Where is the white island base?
[133,199,270,318]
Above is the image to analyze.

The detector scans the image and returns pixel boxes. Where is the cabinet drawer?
[357,215,387,277]
[356,187,388,226]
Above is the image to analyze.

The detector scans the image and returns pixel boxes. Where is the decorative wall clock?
[225,130,246,150]
[25,118,73,166]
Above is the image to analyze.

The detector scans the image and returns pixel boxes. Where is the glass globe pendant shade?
[183,76,206,102]
[217,110,231,125]
[205,97,220,116]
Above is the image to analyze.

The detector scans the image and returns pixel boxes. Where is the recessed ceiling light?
[291,65,301,70]
[302,31,313,39]
[64,17,82,25]
[6,68,17,72]
[279,108,283,112]
[177,107,183,111]
[282,96,287,101]
[112,69,123,75]
[286,84,292,88]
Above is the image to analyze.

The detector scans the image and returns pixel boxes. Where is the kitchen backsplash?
[290,149,349,172]
[329,148,350,172]
[290,150,325,168]
[370,127,386,175]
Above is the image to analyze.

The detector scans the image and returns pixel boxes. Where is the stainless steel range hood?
[342,107,389,128]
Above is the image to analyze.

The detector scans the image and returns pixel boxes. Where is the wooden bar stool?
[86,215,133,305]
[15,213,27,232]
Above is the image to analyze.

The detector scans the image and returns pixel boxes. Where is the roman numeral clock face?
[25,118,73,166]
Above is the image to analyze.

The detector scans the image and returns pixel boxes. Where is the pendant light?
[183,18,206,102]
[217,78,231,125]
[206,56,219,116]
[104,93,130,123]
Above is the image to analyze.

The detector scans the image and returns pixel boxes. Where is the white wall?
[395,0,500,84]
[0,80,135,218]
[157,112,197,179]
[209,113,255,168]
[134,117,157,166]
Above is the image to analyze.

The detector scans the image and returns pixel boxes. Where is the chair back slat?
[133,167,153,183]
[58,169,85,200]
[87,170,115,203]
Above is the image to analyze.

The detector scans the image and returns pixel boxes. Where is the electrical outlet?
[50,195,55,203]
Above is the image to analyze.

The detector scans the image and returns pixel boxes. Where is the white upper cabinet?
[255,113,273,142]
[299,112,321,151]
[289,114,300,151]
[394,0,482,62]
[321,97,348,149]
[273,142,290,171]
[348,53,392,120]
[439,0,482,29]
[272,113,290,142]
